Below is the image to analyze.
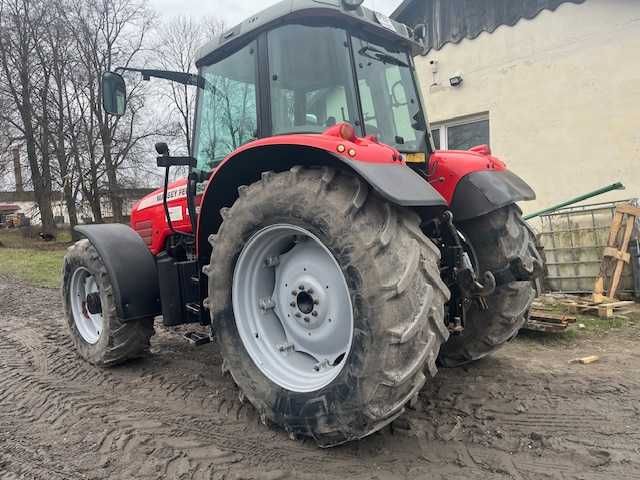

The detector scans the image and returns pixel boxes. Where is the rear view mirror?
[102,72,127,116]
[413,24,427,42]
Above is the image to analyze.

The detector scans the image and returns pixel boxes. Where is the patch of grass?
[0,247,65,288]
[572,314,632,334]
[0,227,72,250]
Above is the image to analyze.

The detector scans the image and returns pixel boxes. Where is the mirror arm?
[115,67,205,88]
[157,156,197,168]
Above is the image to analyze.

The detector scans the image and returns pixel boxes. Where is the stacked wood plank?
[523,308,577,333]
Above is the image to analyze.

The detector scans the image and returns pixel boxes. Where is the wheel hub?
[287,280,326,329]
[232,224,354,393]
[69,267,104,344]
[86,292,102,315]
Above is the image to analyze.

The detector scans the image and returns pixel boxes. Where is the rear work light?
[323,122,358,143]
[339,123,357,142]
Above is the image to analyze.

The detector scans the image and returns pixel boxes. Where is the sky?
[149,0,403,26]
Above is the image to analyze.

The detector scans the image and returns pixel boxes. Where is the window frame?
[430,113,490,151]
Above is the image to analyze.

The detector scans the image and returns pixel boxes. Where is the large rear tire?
[438,205,538,367]
[62,239,155,366]
[206,167,450,447]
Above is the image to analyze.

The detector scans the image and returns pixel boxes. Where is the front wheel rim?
[232,224,354,393]
[69,267,104,344]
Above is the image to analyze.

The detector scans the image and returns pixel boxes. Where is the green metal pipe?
[524,182,626,220]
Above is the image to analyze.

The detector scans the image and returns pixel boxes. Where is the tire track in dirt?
[2,276,640,479]
[0,319,380,479]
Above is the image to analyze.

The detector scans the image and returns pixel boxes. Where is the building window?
[430,115,490,151]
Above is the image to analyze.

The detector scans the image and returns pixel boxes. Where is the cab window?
[268,24,360,135]
[194,42,258,171]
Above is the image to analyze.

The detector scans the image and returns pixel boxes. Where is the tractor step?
[191,275,200,286]
[183,331,211,346]
[186,302,201,315]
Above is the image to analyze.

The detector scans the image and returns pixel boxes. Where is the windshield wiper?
[358,46,410,68]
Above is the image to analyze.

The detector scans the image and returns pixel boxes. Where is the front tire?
[207,167,450,446]
[62,239,155,366]
[438,205,538,367]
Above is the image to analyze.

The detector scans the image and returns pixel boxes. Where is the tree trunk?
[102,133,123,223]
[63,184,78,227]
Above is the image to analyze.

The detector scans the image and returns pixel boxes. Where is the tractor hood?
[133,178,189,213]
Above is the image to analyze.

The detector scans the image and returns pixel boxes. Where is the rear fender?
[74,224,162,321]
[450,170,535,222]
[196,143,447,259]
[428,149,535,222]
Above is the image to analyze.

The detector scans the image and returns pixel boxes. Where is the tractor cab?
[191,1,430,172]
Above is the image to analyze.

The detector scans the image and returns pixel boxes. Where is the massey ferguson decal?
[137,185,188,210]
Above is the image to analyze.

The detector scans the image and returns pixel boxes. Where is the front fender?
[450,170,536,222]
[74,224,162,321]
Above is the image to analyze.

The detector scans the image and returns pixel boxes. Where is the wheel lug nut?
[295,313,301,318]
[304,317,310,323]
[314,299,319,305]
[291,291,297,296]
[307,288,313,294]
[299,285,305,291]
[312,311,318,317]
[290,302,296,307]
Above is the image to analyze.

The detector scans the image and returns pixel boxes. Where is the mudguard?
[75,224,162,321]
[196,141,448,258]
[342,158,447,207]
[450,170,535,222]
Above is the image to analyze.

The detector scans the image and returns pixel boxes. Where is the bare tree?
[64,0,166,222]
[0,0,56,231]
[156,16,223,156]
[0,0,223,227]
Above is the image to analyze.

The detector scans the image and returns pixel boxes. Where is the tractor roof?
[195,0,423,67]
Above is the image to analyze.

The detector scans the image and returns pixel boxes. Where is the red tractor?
[63,0,543,447]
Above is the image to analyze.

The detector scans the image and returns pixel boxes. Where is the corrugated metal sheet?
[392,0,587,51]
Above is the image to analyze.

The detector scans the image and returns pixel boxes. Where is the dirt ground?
[1,274,639,480]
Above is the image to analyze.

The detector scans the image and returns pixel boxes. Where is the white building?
[393,0,640,213]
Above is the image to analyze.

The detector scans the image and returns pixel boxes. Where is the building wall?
[415,0,640,213]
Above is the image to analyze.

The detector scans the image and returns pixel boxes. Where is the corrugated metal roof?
[392,0,587,51]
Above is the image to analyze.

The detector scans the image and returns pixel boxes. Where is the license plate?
[375,12,396,32]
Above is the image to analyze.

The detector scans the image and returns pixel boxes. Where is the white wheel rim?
[70,267,103,344]
[232,224,354,393]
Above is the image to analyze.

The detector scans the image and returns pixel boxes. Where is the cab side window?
[194,42,258,170]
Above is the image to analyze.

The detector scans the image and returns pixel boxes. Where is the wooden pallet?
[523,309,576,333]
[593,203,640,303]
[564,299,635,319]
